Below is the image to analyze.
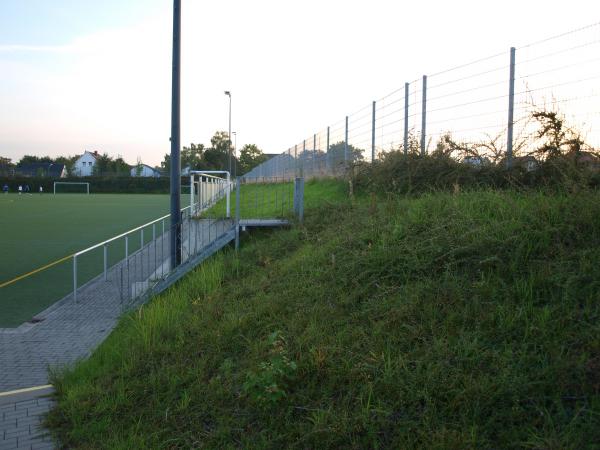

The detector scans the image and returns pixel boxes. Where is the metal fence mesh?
[246,22,600,177]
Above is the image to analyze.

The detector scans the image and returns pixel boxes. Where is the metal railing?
[1,176,303,328]
[247,22,600,178]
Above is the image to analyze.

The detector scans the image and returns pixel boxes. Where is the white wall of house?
[74,151,97,177]
[130,164,160,177]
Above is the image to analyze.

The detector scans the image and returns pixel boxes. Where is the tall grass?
[47,188,600,449]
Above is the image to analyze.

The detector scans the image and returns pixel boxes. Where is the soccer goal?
[189,171,231,217]
[54,182,90,194]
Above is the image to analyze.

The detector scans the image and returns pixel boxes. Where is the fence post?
[103,244,108,281]
[73,255,77,303]
[302,140,306,178]
[294,177,304,223]
[235,177,241,250]
[344,116,349,164]
[190,175,194,215]
[420,75,427,155]
[507,46,516,168]
[326,126,331,174]
[294,144,298,177]
[372,100,376,162]
[125,235,129,260]
[226,172,231,218]
[313,133,317,176]
[404,82,409,155]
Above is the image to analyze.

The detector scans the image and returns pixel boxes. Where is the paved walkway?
[0,219,234,450]
[0,387,54,450]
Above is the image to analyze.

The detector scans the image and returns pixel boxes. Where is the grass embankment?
[48,186,600,448]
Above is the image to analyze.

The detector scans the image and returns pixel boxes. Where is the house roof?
[15,163,65,178]
[78,151,99,160]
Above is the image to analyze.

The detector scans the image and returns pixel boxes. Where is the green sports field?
[0,193,189,328]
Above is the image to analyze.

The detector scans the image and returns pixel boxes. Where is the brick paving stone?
[0,220,234,450]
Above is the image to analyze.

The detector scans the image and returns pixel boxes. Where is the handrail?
[74,205,192,257]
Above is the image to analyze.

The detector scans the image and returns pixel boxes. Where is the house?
[462,156,491,167]
[130,164,161,178]
[15,163,67,178]
[512,155,539,172]
[566,150,600,171]
[73,151,99,176]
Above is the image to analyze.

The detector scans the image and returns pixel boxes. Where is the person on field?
[2,184,8,194]
[18,185,22,195]
[24,184,30,194]
[39,186,43,194]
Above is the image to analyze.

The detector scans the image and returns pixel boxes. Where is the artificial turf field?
[0,193,189,328]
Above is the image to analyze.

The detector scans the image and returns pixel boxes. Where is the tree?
[54,156,78,176]
[17,155,53,167]
[182,143,205,170]
[239,144,268,174]
[112,156,130,176]
[135,157,143,177]
[92,153,113,176]
[160,131,240,175]
[327,142,364,164]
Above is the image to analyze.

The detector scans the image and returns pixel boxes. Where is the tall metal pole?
[404,82,409,155]
[506,47,516,168]
[313,133,317,175]
[420,75,427,155]
[169,0,182,269]
[226,92,232,176]
[326,126,330,174]
[371,100,376,162]
[344,116,349,163]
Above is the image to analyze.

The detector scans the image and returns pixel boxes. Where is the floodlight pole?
[169,0,182,269]
[225,91,232,177]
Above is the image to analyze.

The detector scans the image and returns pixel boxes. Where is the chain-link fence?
[247,22,600,178]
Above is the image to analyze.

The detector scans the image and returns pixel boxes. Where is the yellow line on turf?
[0,254,74,289]
[0,384,53,397]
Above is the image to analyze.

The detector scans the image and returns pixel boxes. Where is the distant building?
[15,163,67,178]
[462,156,491,167]
[130,164,161,178]
[73,151,99,177]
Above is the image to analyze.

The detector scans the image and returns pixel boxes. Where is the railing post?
[103,244,108,281]
[73,255,77,303]
[344,115,349,164]
[294,177,304,223]
[226,172,231,218]
[404,82,409,155]
[235,177,241,251]
[141,228,144,250]
[420,75,427,155]
[372,100,376,162]
[507,46,516,168]
[125,235,129,260]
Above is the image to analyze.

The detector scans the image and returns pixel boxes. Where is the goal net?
[54,182,90,194]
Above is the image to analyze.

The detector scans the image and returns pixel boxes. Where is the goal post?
[54,182,90,194]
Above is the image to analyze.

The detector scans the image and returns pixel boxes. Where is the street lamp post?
[224,91,232,176]
[170,0,182,269]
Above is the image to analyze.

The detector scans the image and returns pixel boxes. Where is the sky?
[0,0,597,166]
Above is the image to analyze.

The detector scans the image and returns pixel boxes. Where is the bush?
[352,151,600,195]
